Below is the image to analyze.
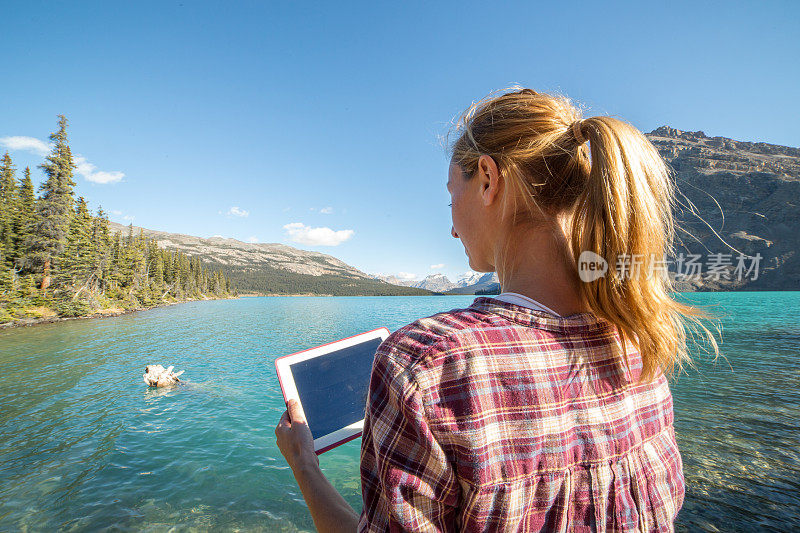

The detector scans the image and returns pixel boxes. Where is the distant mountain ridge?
[109,222,371,278]
[375,272,499,294]
[107,222,431,296]
[374,273,457,292]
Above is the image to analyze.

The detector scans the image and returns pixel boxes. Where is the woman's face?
[447,161,493,272]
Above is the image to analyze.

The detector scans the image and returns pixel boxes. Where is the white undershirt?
[493,292,562,317]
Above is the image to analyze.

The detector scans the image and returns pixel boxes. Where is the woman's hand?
[275,399,359,532]
[275,399,318,471]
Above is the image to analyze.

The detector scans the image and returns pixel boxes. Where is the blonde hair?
[450,87,720,382]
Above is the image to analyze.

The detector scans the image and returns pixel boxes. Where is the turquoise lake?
[1,293,798,531]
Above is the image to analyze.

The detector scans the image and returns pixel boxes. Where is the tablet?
[275,327,390,454]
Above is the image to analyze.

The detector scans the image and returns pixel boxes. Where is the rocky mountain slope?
[646,126,799,290]
[107,222,431,296]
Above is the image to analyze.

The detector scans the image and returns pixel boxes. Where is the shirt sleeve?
[357,340,461,532]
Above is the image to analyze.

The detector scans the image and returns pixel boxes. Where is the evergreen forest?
[0,116,235,324]
[212,261,434,296]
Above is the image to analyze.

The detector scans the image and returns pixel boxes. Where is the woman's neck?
[494,220,588,317]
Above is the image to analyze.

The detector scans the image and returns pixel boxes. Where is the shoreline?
[236,292,450,297]
[4,289,792,330]
[0,295,239,331]
[1,293,457,330]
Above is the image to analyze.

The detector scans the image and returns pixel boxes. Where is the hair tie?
[572,120,587,145]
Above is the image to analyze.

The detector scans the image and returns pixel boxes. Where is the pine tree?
[14,167,36,269]
[214,270,223,295]
[152,253,165,287]
[92,207,112,292]
[131,229,147,295]
[115,224,136,294]
[109,233,124,295]
[0,152,18,267]
[62,197,96,298]
[27,115,76,292]
[178,252,190,297]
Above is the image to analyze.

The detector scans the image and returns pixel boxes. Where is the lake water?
[1,293,798,531]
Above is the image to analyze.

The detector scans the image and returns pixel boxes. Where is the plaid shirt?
[357,297,684,532]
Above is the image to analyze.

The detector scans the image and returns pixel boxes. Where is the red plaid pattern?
[357,297,684,532]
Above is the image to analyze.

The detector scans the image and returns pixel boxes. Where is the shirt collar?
[468,296,612,333]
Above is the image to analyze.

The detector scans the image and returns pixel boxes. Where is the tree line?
[0,116,235,322]
[215,263,434,296]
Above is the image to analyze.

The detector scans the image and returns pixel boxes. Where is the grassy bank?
[0,294,238,329]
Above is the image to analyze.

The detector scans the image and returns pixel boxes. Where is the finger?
[275,412,290,437]
[287,399,306,424]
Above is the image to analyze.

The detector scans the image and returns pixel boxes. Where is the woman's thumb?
[287,399,306,424]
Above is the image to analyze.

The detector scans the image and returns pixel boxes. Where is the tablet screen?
[289,337,383,440]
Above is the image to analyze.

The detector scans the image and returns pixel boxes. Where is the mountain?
[645,126,799,290]
[107,222,432,296]
[373,273,456,292]
[373,274,416,287]
[446,273,499,295]
[454,271,487,287]
[376,272,498,294]
[410,274,457,292]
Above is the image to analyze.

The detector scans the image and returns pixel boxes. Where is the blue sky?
[2,1,798,283]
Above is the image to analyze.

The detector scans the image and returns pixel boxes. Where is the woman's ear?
[477,155,501,207]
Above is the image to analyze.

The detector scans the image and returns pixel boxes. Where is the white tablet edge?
[275,327,390,454]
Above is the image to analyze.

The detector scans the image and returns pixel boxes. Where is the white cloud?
[396,272,417,280]
[0,136,51,156]
[110,210,135,221]
[0,136,125,184]
[226,206,249,217]
[319,206,333,214]
[283,222,354,247]
[73,155,125,184]
[247,236,259,243]
[282,207,291,212]
[430,263,445,269]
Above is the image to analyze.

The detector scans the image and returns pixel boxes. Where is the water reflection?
[143,384,183,400]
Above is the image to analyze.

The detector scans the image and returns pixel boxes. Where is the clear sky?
[2,1,798,283]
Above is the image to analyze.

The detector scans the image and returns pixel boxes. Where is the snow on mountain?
[410,274,457,292]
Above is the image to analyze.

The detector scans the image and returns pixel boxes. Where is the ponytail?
[451,87,720,383]
[572,116,719,381]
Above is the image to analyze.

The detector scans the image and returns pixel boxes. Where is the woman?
[275,88,718,532]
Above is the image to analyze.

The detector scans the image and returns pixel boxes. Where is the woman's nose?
[451,226,458,239]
